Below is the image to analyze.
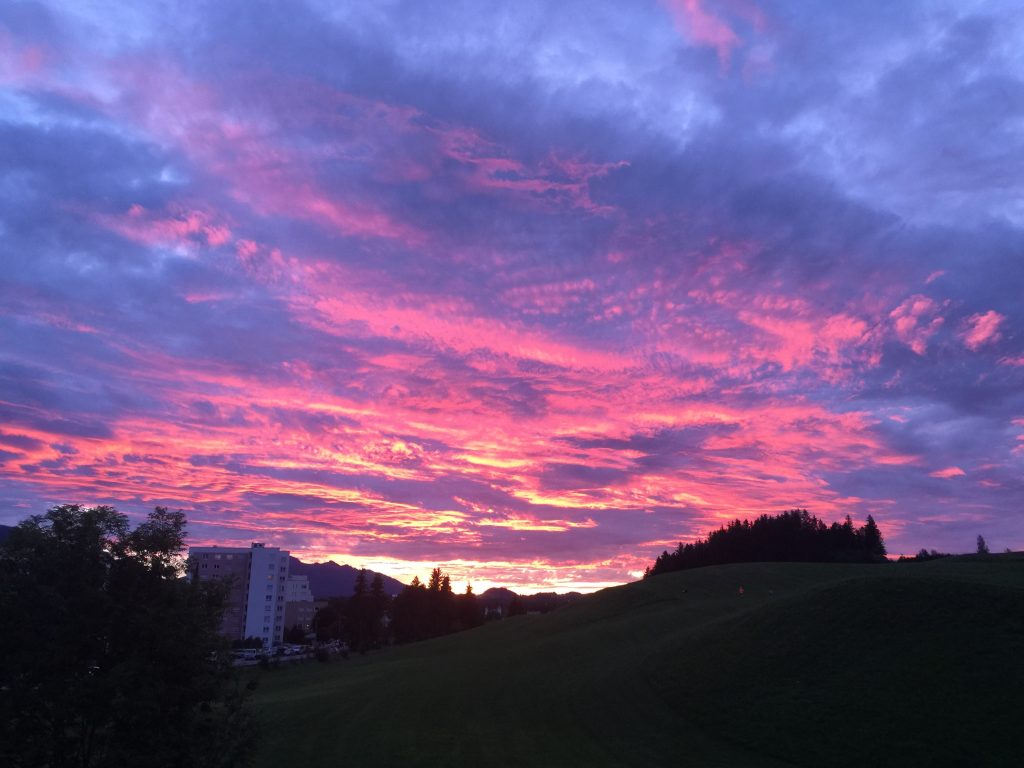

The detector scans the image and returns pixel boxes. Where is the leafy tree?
[283,624,306,644]
[0,504,255,768]
[312,600,345,642]
[900,548,950,562]
[977,535,990,556]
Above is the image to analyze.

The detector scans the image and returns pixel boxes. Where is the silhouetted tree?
[312,600,345,642]
[346,569,385,652]
[900,548,950,562]
[391,575,429,643]
[368,573,390,647]
[391,569,485,642]
[977,535,989,555]
[353,568,368,597]
[0,505,255,768]
[427,567,443,592]
[507,597,527,617]
[456,583,484,630]
[421,567,453,636]
[861,515,887,562]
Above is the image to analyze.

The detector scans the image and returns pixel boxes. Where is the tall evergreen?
[427,568,442,592]
[346,569,377,651]
[861,515,887,562]
[456,583,484,630]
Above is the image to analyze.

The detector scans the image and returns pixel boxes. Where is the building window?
[266,595,272,602]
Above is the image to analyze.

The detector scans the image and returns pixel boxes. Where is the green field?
[252,557,1024,767]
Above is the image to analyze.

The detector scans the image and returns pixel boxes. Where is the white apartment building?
[188,542,290,648]
[285,574,312,602]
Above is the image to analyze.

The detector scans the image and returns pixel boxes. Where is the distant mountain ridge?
[288,557,405,599]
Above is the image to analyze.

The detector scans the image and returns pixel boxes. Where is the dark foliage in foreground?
[645,509,887,578]
[0,505,255,768]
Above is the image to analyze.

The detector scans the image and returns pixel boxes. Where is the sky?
[1,0,1023,592]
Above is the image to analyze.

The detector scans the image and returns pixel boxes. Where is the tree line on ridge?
[645,509,887,578]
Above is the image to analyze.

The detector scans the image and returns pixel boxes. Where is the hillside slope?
[252,558,1023,767]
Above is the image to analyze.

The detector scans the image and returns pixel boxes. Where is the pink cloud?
[960,310,1005,351]
[889,295,944,355]
[432,124,625,214]
[0,29,52,87]
[93,204,232,251]
[930,467,966,479]
[662,0,741,67]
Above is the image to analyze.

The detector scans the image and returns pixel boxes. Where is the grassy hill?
[251,557,1024,767]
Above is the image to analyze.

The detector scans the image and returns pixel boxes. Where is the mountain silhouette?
[288,557,405,599]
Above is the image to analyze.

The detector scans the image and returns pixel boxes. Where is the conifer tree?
[862,515,887,561]
[427,567,443,592]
